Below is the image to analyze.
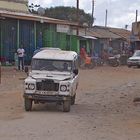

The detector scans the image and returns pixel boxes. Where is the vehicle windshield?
[32,59,72,72]
[133,51,140,57]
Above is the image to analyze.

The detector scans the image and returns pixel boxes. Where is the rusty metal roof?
[79,28,102,38]
[108,27,131,41]
[91,26,121,39]
[92,26,131,41]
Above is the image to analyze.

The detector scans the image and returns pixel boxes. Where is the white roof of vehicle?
[33,49,78,60]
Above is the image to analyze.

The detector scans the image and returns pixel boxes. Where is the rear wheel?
[63,100,71,112]
[24,98,32,111]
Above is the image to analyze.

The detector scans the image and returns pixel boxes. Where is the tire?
[24,98,32,111]
[63,100,71,112]
[71,95,76,105]
[137,65,140,68]
[110,59,119,67]
[97,59,104,66]
[111,60,119,67]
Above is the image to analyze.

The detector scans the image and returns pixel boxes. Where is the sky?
[28,0,140,30]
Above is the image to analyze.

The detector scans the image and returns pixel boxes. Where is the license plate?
[36,91,58,95]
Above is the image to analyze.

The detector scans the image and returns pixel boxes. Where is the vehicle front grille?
[36,79,59,91]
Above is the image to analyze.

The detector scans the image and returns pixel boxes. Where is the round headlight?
[60,85,67,92]
[28,83,35,90]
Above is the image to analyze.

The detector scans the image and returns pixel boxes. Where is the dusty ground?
[0,66,140,140]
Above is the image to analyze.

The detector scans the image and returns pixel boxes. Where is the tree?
[29,6,92,26]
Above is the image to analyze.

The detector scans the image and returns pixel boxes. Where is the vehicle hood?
[29,71,72,81]
[128,56,140,60]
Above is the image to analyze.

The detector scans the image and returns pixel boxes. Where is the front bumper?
[127,61,140,66]
[23,93,71,102]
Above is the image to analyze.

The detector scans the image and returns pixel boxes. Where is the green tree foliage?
[29,6,92,26]
[45,6,92,26]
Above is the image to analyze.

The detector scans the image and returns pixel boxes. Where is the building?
[130,21,140,51]
[90,26,131,56]
[0,0,82,65]
[0,0,130,65]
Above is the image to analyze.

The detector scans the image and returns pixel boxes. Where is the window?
[32,59,72,72]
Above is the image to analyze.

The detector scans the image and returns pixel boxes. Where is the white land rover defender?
[24,48,79,112]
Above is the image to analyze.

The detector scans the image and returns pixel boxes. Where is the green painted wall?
[0,18,80,64]
[71,35,78,52]
[0,18,17,63]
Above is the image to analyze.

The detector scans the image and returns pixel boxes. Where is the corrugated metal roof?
[79,28,101,38]
[92,26,121,39]
[0,1,28,12]
[92,26,131,41]
[108,27,131,41]
[0,10,79,26]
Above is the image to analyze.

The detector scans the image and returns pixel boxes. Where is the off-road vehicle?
[24,48,79,112]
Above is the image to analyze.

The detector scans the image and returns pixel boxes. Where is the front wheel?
[24,98,32,111]
[112,61,119,67]
[109,59,119,67]
[63,100,71,112]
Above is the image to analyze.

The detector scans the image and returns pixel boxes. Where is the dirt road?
[0,66,140,140]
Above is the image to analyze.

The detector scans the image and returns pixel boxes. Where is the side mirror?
[73,69,78,75]
[24,66,29,75]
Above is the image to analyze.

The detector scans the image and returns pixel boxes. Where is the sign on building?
[57,24,76,35]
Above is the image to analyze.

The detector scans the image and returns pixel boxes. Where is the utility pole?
[91,0,94,27]
[105,9,108,27]
[76,0,79,35]
[136,10,138,22]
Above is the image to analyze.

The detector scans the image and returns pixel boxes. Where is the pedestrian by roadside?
[80,46,87,60]
[80,46,87,65]
[17,45,25,71]
[13,51,18,71]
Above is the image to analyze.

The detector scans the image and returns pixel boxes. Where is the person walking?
[80,46,87,67]
[17,45,25,71]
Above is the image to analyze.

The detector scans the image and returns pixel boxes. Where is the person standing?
[17,45,25,71]
[80,46,87,65]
